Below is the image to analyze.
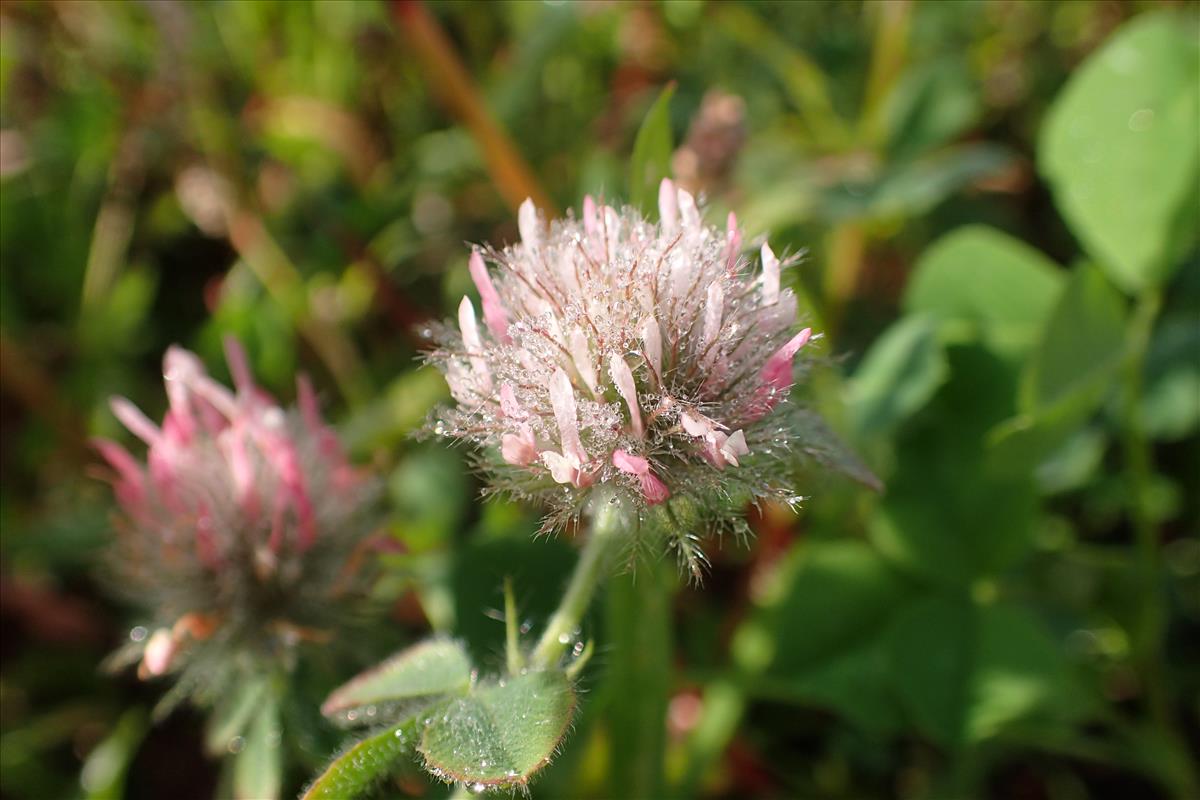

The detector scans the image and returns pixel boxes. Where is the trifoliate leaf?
[302,719,420,800]
[418,670,575,788]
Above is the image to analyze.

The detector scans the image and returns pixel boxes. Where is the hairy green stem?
[530,490,628,670]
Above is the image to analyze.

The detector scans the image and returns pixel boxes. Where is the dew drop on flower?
[129,626,148,642]
[227,736,245,754]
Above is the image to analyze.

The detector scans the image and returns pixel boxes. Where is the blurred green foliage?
[1,2,1197,799]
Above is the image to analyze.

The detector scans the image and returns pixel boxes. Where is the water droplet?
[130,626,148,642]
[227,736,245,754]
[519,619,532,635]
[557,632,572,644]
[346,709,360,722]
[365,705,377,717]
[1128,108,1155,132]
[393,729,406,739]
[467,781,488,794]
[572,640,586,657]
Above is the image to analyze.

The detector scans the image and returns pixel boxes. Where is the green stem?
[1121,290,1164,719]
[530,490,629,670]
[1120,290,1197,797]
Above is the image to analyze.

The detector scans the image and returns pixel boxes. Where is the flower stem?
[531,490,629,670]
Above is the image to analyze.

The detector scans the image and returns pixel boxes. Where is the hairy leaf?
[419,670,575,788]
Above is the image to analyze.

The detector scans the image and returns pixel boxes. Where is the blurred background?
[1,1,1197,799]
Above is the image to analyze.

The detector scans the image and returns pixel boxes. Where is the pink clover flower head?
[94,338,377,687]
[425,181,825,573]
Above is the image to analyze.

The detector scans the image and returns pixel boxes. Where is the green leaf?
[321,639,473,723]
[734,541,912,733]
[629,84,676,216]
[847,315,948,437]
[886,595,1080,748]
[302,719,420,800]
[80,709,148,800]
[905,225,1065,346]
[1020,262,1128,414]
[870,441,1038,587]
[1142,313,1200,439]
[418,670,576,788]
[1040,11,1200,291]
[205,674,270,756]
[883,59,982,160]
[233,697,282,800]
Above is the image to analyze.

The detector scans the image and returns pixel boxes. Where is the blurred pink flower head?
[95,338,376,684]
[426,180,821,571]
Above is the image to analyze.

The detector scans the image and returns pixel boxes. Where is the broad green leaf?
[905,225,1065,345]
[886,595,1079,748]
[418,670,575,788]
[629,84,676,216]
[847,315,948,437]
[1020,263,1127,414]
[870,439,1037,586]
[745,540,912,672]
[302,719,420,800]
[233,698,282,800]
[321,639,473,723]
[1040,12,1200,291]
[734,541,911,733]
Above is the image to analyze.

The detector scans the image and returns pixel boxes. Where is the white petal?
[700,281,724,360]
[641,316,662,381]
[609,354,644,437]
[549,368,585,463]
[518,198,540,249]
[760,242,780,306]
[569,327,598,395]
[677,187,700,230]
[658,178,678,234]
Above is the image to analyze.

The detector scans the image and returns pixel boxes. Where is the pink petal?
[469,250,511,343]
[140,629,177,678]
[93,438,145,508]
[162,346,203,442]
[110,397,162,446]
[639,472,670,505]
[223,336,256,396]
[612,448,650,475]
[499,383,527,419]
[501,424,537,466]
[760,328,812,392]
[609,354,643,437]
[761,242,780,306]
[613,449,669,505]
